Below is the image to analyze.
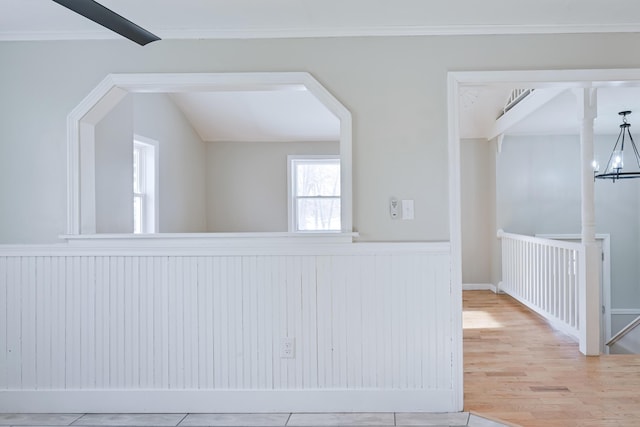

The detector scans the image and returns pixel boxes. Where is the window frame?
[288,154,341,233]
[133,135,159,234]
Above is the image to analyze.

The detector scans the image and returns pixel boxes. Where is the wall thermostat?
[390,198,399,219]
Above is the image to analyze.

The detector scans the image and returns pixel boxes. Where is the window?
[288,156,341,232]
[133,137,158,234]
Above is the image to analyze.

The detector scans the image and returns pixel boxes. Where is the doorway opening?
[448,68,640,406]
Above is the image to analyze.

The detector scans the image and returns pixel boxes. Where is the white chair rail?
[498,230,584,341]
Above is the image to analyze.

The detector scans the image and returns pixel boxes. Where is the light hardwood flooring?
[463,290,640,427]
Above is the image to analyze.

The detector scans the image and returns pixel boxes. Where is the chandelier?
[594,111,640,181]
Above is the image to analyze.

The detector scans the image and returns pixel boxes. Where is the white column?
[575,87,601,356]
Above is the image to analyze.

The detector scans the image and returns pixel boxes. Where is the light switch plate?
[402,200,414,220]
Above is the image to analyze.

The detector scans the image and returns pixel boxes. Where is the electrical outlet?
[280,337,295,359]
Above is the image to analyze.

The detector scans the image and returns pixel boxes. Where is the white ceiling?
[169,89,340,143]
[3,0,640,41]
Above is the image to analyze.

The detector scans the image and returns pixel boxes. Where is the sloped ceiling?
[458,86,512,139]
[169,90,340,143]
[506,87,640,136]
[460,86,640,139]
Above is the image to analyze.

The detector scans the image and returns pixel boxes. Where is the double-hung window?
[133,138,158,234]
[288,155,341,232]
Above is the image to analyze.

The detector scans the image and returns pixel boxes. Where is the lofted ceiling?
[169,89,340,143]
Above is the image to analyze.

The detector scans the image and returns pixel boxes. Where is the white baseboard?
[0,390,457,413]
[462,283,498,293]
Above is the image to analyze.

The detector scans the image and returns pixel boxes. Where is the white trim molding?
[0,390,455,413]
[6,23,640,42]
[66,72,353,238]
[446,72,463,412]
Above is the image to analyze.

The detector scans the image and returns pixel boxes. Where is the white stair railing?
[498,88,535,118]
[498,230,584,341]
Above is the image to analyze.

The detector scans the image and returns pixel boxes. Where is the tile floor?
[0,413,511,427]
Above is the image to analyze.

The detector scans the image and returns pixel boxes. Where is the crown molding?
[159,23,640,39]
[3,23,640,42]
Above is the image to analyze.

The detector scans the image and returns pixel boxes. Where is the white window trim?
[65,72,353,239]
[133,135,159,233]
[288,155,340,233]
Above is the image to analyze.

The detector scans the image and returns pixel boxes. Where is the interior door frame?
[448,68,640,407]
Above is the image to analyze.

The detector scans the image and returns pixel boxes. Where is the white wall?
[94,95,134,233]
[133,93,208,233]
[460,138,495,285]
[497,134,640,327]
[206,140,339,232]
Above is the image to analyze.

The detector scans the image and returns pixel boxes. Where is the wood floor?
[463,291,640,427]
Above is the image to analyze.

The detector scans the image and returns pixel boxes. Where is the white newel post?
[576,87,601,356]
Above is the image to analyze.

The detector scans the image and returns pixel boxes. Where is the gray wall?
[92,93,209,233]
[206,140,338,232]
[496,134,640,313]
[95,95,134,233]
[497,135,582,236]
[133,93,208,233]
[461,138,496,285]
[3,34,640,243]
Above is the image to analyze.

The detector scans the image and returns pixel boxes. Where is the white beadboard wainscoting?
[0,240,458,413]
